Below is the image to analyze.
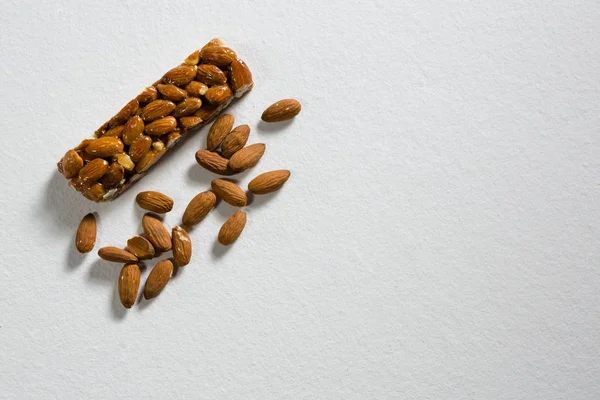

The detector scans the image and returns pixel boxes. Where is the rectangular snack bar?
[57,38,253,201]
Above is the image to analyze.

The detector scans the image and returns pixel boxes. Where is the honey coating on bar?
[57,38,253,202]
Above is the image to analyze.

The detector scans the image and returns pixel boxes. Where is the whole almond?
[179,116,203,130]
[119,264,141,308]
[144,260,174,299]
[248,170,291,194]
[218,210,247,246]
[205,84,233,105]
[185,81,208,97]
[184,49,200,65]
[135,149,166,173]
[126,236,155,260]
[103,125,124,138]
[211,179,247,207]
[109,99,139,127]
[136,191,174,213]
[98,246,139,263]
[172,226,192,267]
[221,124,250,158]
[162,65,197,86]
[182,191,217,226]
[141,99,176,122]
[261,99,302,122]
[144,116,177,136]
[85,137,124,157]
[200,46,237,66]
[206,114,234,151]
[195,64,227,85]
[194,104,218,122]
[157,84,187,102]
[61,150,84,179]
[230,59,253,98]
[101,162,124,189]
[129,135,152,162]
[172,97,203,117]
[81,182,106,202]
[142,213,172,251]
[201,38,224,51]
[122,115,145,145]
[228,143,266,171]
[195,150,236,175]
[136,86,158,104]
[75,213,96,253]
[79,158,109,181]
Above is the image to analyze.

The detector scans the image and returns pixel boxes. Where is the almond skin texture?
[261,99,302,122]
[122,115,145,145]
[172,226,192,267]
[79,158,109,181]
[137,86,158,104]
[144,260,174,299]
[61,150,84,179]
[211,179,247,207]
[162,65,197,86]
[185,81,208,97]
[182,191,217,227]
[141,99,176,122]
[200,46,237,66]
[129,135,152,162]
[195,150,236,175]
[126,236,155,260]
[109,99,139,127]
[248,170,291,194]
[75,213,96,253]
[228,143,266,171]
[230,59,253,98]
[179,116,203,130]
[81,182,106,202]
[142,213,172,251]
[144,116,177,136]
[221,124,250,158]
[195,64,227,85]
[205,84,233,105]
[218,210,247,246]
[172,97,203,117]
[136,191,174,213]
[207,114,234,151]
[98,246,139,263]
[119,264,141,308]
[85,137,124,157]
[156,84,188,102]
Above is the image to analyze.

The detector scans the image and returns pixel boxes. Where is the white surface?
[1,0,600,398]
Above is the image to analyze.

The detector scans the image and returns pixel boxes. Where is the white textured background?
[1,0,599,398]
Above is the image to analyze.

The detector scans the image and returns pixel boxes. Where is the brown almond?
[179,116,203,130]
[211,179,247,207]
[144,116,177,136]
[230,59,253,98]
[141,99,176,122]
[129,135,152,162]
[201,38,224,51]
[81,182,106,202]
[79,158,109,181]
[142,213,172,251]
[103,125,124,138]
[248,170,291,194]
[101,162,124,189]
[172,97,202,118]
[182,191,216,226]
[261,99,302,122]
[136,86,158,104]
[126,236,155,260]
[135,149,165,173]
[218,210,247,246]
[206,114,234,151]
[144,260,174,299]
[184,49,200,65]
[74,138,95,151]
[164,131,182,148]
[221,124,250,158]
[205,84,233,105]
[115,153,135,171]
[61,150,84,179]
[228,143,266,171]
[136,191,174,213]
[85,137,124,157]
[200,46,237,66]
[185,81,208,97]
[157,84,187,102]
[109,99,139,127]
[194,104,218,122]
[122,116,145,145]
[162,65,197,86]
[75,213,96,253]
[118,264,140,308]
[98,246,138,263]
[195,150,236,175]
[195,64,227,86]
[172,226,192,267]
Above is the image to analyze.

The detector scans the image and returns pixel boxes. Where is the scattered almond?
[119,264,141,308]
[144,260,174,299]
[75,213,96,253]
[172,226,192,267]
[211,179,247,207]
[221,124,250,158]
[126,236,155,260]
[98,246,139,263]
[218,210,247,246]
[195,150,236,175]
[136,191,174,213]
[261,99,301,122]
[248,170,291,194]
[207,114,234,151]
[228,143,266,171]
[182,191,217,226]
[142,213,172,251]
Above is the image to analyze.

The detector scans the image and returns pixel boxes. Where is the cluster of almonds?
[74,99,298,309]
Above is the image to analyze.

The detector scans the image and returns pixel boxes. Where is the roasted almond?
[136,191,174,213]
[211,179,247,207]
[135,149,165,173]
[98,246,138,263]
[81,182,106,202]
[74,138,95,151]
[129,135,152,162]
[79,158,109,181]
[172,97,203,117]
[142,213,172,251]
[261,99,302,122]
[194,104,218,122]
[218,210,247,246]
[195,150,236,175]
[109,99,139,127]
[182,191,216,226]
[184,49,200,65]
[122,115,145,145]
[103,125,124,138]
[201,38,224,51]
[172,226,192,267]
[164,131,181,148]
[115,153,135,171]
[230,59,253,98]
[248,170,291,194]
[157,84,188,102]
[136,86,158,104]
[205,84,233,105]
[221,124,250,158]
[185,81,208,97]
[126,236,155,260]
[101,162,124,189]
[195,64,227,85]
[162,65,197,86]
[144,116,177,136]
[61,150,84,179]
[85,137,124,157]
[118,264,140,308]
[206,114,234,151]
[200,46,237,66]
[144,260,174,299]
[228,143,266,171]
[179,116,203,130]
[141,99,176,122]
[75,213,96,253]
